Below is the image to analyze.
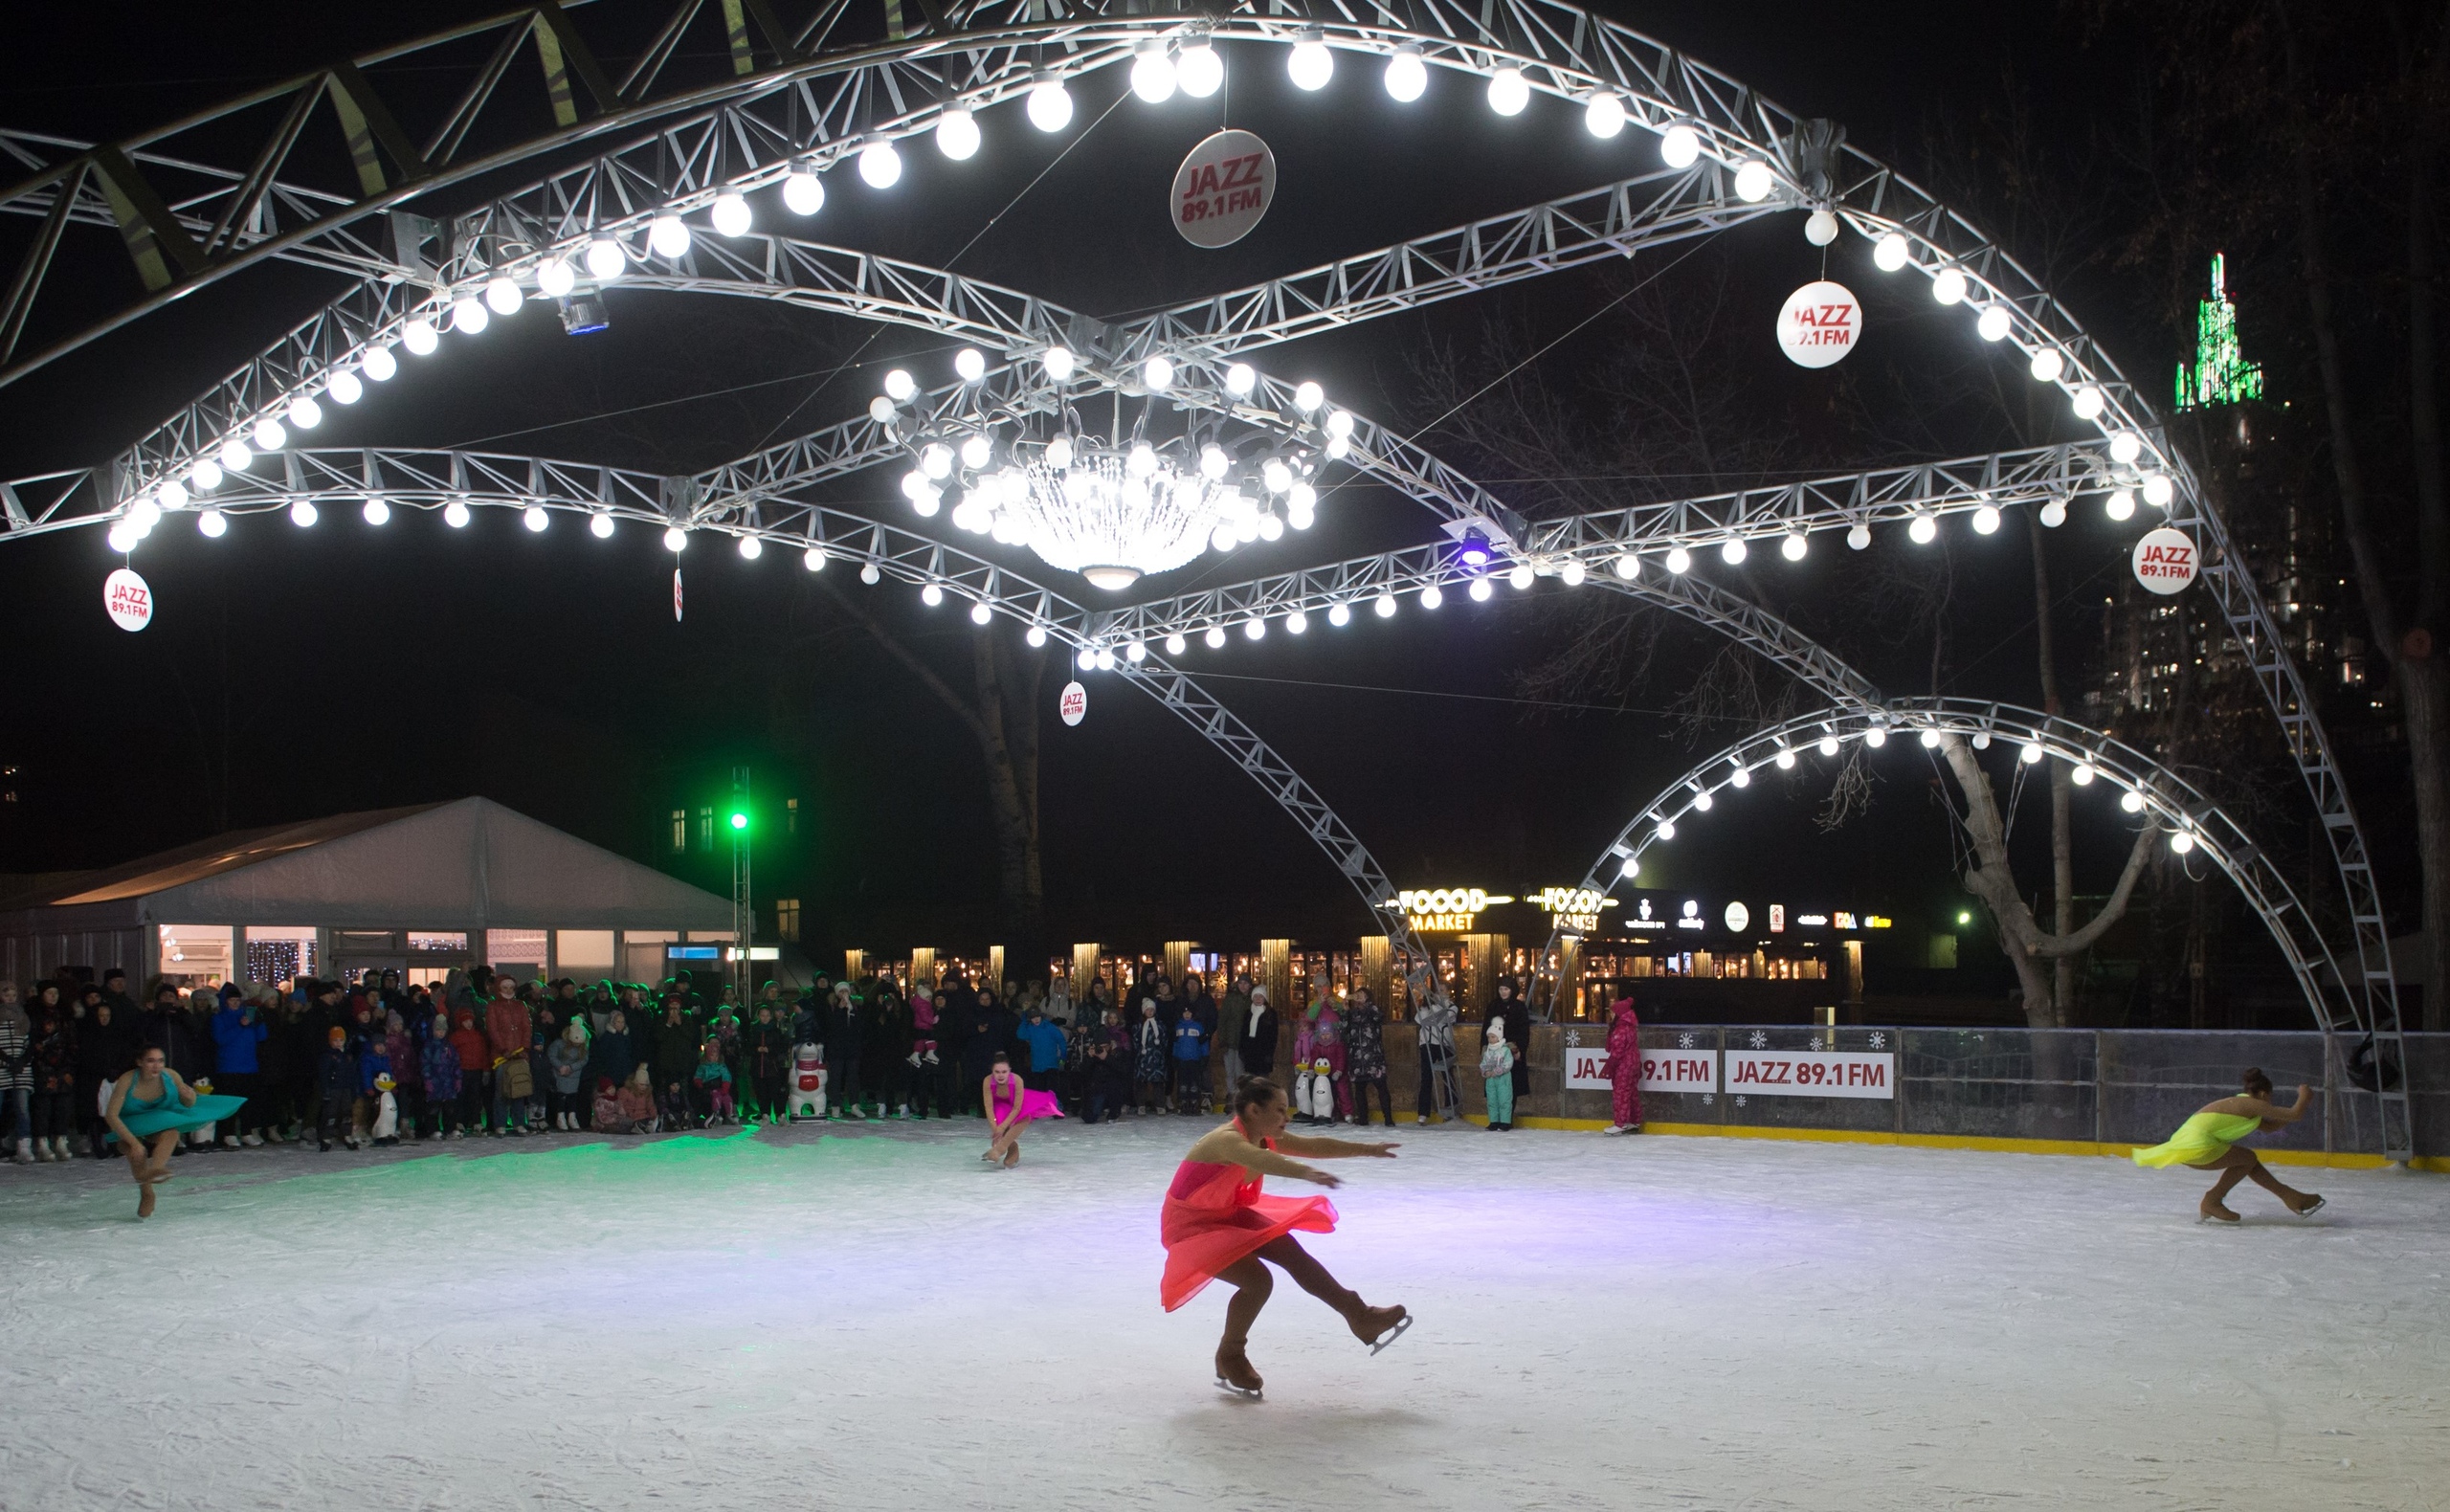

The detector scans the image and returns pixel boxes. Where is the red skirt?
[1159,1158,1338,1311]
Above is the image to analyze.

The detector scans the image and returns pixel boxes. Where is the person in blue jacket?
[1015,1005,1067,1092]
[1170,1002,1209,1114]
[210,986,270,1147]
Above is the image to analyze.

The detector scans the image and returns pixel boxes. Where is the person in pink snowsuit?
[1605,996,1643,1133]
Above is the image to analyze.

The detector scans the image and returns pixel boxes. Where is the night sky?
[0,2,2216,988]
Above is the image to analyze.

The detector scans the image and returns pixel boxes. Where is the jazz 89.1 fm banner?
[1563,1040,1719,1094]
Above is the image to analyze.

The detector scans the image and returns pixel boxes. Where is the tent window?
[776,899,801,942]
[670,809,686,852]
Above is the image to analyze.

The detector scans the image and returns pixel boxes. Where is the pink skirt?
[993,1087,1063,1123]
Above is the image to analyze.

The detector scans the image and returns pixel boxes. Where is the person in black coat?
[1241,987,1281,1082]
[820,984,867,1120]
[864,987,913,1119]
[1486,981,1531,1102]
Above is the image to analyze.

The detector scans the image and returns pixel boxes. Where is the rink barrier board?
[1457,1113,2450,1170]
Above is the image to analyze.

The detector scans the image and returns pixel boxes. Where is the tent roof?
[22,798,728,929]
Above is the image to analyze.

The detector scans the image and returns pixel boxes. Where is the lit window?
[787,796,800,834]
[776,899,801,942]
[670,809,687,851]
[698,806,714,851]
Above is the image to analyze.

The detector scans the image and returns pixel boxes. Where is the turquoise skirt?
[108,1094,247,1142]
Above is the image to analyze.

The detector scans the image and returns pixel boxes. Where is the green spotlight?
[729,811,748,832]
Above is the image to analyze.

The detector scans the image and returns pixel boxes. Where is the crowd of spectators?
[4,962,1493,1162]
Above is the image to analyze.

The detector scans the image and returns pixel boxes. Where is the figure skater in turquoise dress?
[103,1044,245,1218]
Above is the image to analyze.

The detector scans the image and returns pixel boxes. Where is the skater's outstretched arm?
[1272,1132,1400,1161]
[1187,1125,1349,1187]
[2207,1085,2317,1127]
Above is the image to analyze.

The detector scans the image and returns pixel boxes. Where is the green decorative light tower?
[2174,253,2263,411]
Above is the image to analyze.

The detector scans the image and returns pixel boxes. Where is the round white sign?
[102,567,152,633]
[673,568,683,623]
[2131,526,2199,595]
[1172,130,1275,249]
[1058,680,1087,726]
[1775,280,1862,368]
[1724,901,1751,933]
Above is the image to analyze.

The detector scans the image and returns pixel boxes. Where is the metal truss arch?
[117,442,1444,991]
[1548,697,2409,1155]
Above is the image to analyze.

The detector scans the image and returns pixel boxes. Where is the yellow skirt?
[2130,1112,2263,1168]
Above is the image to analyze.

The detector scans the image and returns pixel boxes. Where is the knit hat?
[327,1026,346,1045]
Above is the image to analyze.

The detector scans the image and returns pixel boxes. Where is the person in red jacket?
[1603,995,1643,1135]
[482,977,532,1137]
[447,1008,490,1137]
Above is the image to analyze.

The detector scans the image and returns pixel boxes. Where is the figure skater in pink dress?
[982,1051,1062,1167]
[1162,1075,1410,1397]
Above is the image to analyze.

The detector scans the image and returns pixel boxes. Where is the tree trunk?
[2027,510,2078,1021]
[814,580,1045,943]
[1938,735,2157,1030]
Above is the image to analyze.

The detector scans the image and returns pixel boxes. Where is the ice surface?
[3,1118,2444,1510]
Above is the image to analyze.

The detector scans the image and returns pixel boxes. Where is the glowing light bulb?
[1805,209,1839,246]
[485,275,523,314]
[1326,603,1349,628]
[1781,531,1807,561]
[970,601,993,626]
[2105,490,2136,523]
[1972,504,2001,534]
[1584,91,1625,138]
[198,508,226,538]
[191,458,224,490]
[2030,348,2065,383]
[286,395,323,430]
[710,189,751,237]
[1908,513,1938,545]
[1384,46,1426,102]
[1178,40,1222,98]
[961,434,992,470]
[1820,736,1840,757]
[1205,625,1228,647]
[1931,268,1967,304]
[1043,345,1076,381]
[362,498,390,526]
[935,106,980,160]
[1659,122,1701,167]
[663,526,688,552]
[2109,432,2142,465]
[402,317,438,354]
[1131,41,1177,102]
[253,417,286,451]
[327,369,363,406]
[955,347,986,383]
[2072,385,2105,419]
[1733,160,1774,202]
[1664,546,1691,574]
[536,256,575,298]
[1374,591,1397,618]
[1143,355,1174,390]
[1614,552,1640,580]
[1864,727,1887,748]
[1224,362,1257,396]
[1293,380,1324,412]
[1721,539,1747,566]
[1508,564,1534,590]
[883,368,916,402]
[2121,789,2146,813]
[450,296,489,335]
[648,214,691,259]
[361,346,396,382]
[2039,500,2067,528]
[445,500,471,528]
[1287,35,1333,91]
[1027,76,1074,132]
[585,237,625,279]
[1419,584,1443,610]
[1560,559,1586,586]
[1469,577,1494,601]
[1486,65,1529,116]
[523,504,548,532]
[2170,831,2195,855]
[290,500,318,527]
[1977,305,2011,342]
[858,138,902,189]
[782,166,825,215]
[2142,474,2174,507]
[1167,632,1190,654]
[2020,742,2043,765]
[590,512,615,539]
[1873,232,1910,272]
[803,545,826,571]
[1847,523,1871,550]
[1656,821,1676,842]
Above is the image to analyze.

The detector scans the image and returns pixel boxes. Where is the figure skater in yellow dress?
[2130,1067,2325,1224]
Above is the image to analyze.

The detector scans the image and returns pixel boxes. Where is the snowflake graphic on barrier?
[1748,1031,1769,1049]
[1734,1096,1748,1107]
[1701,1093,1714,1106]
[1808,1034,1824,1051]
[1678,1033,1697,1050]
[1869,1032,1887,1050]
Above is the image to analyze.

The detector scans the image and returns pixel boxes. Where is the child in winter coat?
[421,1013,463,1139]
[692,1040,735,1123]
[590,1076,624,1133]
[1479,1018,1518,1131]
[447,1009,491,1136]
[314,1027,358,1151]
[618,1064,659,1133]
[658,1075,696,1130]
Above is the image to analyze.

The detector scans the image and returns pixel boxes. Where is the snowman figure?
[786,1043,828,1122]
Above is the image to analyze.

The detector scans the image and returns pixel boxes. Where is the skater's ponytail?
[1233,1075,1283,1116]
[2240,1067,2274,1098]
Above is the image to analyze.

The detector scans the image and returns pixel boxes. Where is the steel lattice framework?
[0,0,2409,1152]
[1545,699,2403,1152]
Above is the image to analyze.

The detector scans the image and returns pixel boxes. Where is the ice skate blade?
[1367,1314,1413,1355]
[2196,1211,2240,1226]
[2293,1195,2328,1218]
[1214,1377,1263,1400]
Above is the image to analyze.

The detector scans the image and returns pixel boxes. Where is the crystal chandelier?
[924,433,1318,591]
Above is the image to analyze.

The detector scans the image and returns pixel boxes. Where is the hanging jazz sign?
[102,567,153,632]
[1058,679,1088,727]
[2131,526,2199,595]
[1172,129,1275,249]
[1776,280,1861,368]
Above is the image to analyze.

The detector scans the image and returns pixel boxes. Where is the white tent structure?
[0,797,732,989]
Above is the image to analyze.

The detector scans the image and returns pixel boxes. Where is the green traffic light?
[729,812,748,831]
[1956,911,1971,925]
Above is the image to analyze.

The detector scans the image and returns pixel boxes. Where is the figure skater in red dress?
[1161,1074,1410,1397]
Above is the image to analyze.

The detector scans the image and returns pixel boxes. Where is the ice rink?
[2,1116,2442,1511]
